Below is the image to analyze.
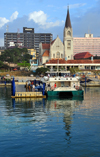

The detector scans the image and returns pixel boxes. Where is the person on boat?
[48,73,50,78]
[54,83,56,88]
[73,83,75,88]
[48,83,50,87]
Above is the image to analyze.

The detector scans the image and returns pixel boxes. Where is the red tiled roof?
[67,59,100,64]
[51,39,56,45]
[42,39,55,49]
[74,52,93,59]
[42,43,50,49]
[45,59,67,64]
[42,50,49,57]
[45,59,100,64]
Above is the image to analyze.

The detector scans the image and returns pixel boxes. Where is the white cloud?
[0,17,9,28]
[45,21,60,29]
[10,11,19,22]
[28,10,61,29]
[0,11,18,29]
[29,10,47,25]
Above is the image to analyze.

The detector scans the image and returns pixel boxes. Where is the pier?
[11,78,46,98]
[11,92,46,98]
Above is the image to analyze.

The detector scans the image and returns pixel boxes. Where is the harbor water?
[0,86,100,157]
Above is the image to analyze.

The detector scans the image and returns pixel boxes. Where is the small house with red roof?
[74,52,93,60]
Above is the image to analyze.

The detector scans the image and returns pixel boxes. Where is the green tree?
[69,67,80,74]
[17,61,30,68]
[0,61,9,70]
[0,48,30,63]
[35,67,50,75]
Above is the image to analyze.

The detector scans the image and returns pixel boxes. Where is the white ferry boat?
[41,71,84,98]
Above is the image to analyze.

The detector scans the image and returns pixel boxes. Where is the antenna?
[88,26,91,34]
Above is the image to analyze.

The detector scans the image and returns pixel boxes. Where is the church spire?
[65,6,72,28]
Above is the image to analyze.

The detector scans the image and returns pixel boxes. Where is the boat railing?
[49,77,78,81]
[51,85,55,90]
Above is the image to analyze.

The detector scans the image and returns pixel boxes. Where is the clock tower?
[64,7,73,60]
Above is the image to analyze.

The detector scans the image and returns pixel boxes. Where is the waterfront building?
[4,27,53,58]
[73,34,100,56]
[45,58,100,70]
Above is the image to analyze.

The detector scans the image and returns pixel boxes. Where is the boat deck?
[54,87,77,91]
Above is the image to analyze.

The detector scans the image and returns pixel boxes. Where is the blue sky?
[0,0,100,46]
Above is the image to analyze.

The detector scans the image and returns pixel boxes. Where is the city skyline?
[0,0,100,46]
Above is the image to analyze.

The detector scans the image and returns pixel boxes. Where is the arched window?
[56,52,60,58]
[53,54,55,58]
[67,31,71,36]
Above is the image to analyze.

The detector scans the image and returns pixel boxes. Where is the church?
[38,8,73,66]
[38,8,100,71]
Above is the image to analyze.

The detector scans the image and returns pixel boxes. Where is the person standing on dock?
[28,84,31,91]
[25,82,28,92]
[32,84,35,92]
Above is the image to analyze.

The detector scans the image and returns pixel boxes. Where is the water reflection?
[11,96,83,145]
[1,87,100,156]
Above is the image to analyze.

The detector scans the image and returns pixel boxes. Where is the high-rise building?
[73,34,100,56]
[4,27,53,58]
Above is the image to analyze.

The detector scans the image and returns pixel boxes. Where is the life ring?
[76,86,79,90]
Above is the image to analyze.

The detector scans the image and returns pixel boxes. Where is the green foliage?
[69,67,80,74]
[0,61,3,68]
[0,61,9,69]
[0,48,30,63]
[35,67,50,75]
[17,61,30,67]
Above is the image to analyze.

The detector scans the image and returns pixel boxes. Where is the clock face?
[67,31,71,36]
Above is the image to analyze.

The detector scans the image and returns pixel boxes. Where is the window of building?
[67,40,71,49]
[53,54,55,58]
[67,31,71,36]
[56,52,60,58]
[61,54,63,58]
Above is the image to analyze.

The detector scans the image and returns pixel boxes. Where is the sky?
[0,0,100,46]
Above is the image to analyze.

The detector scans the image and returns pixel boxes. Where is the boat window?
[61,82,64,87]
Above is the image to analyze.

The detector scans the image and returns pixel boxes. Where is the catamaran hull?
[47,90,84,97]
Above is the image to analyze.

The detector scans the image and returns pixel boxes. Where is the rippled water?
[0,87,100,157]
